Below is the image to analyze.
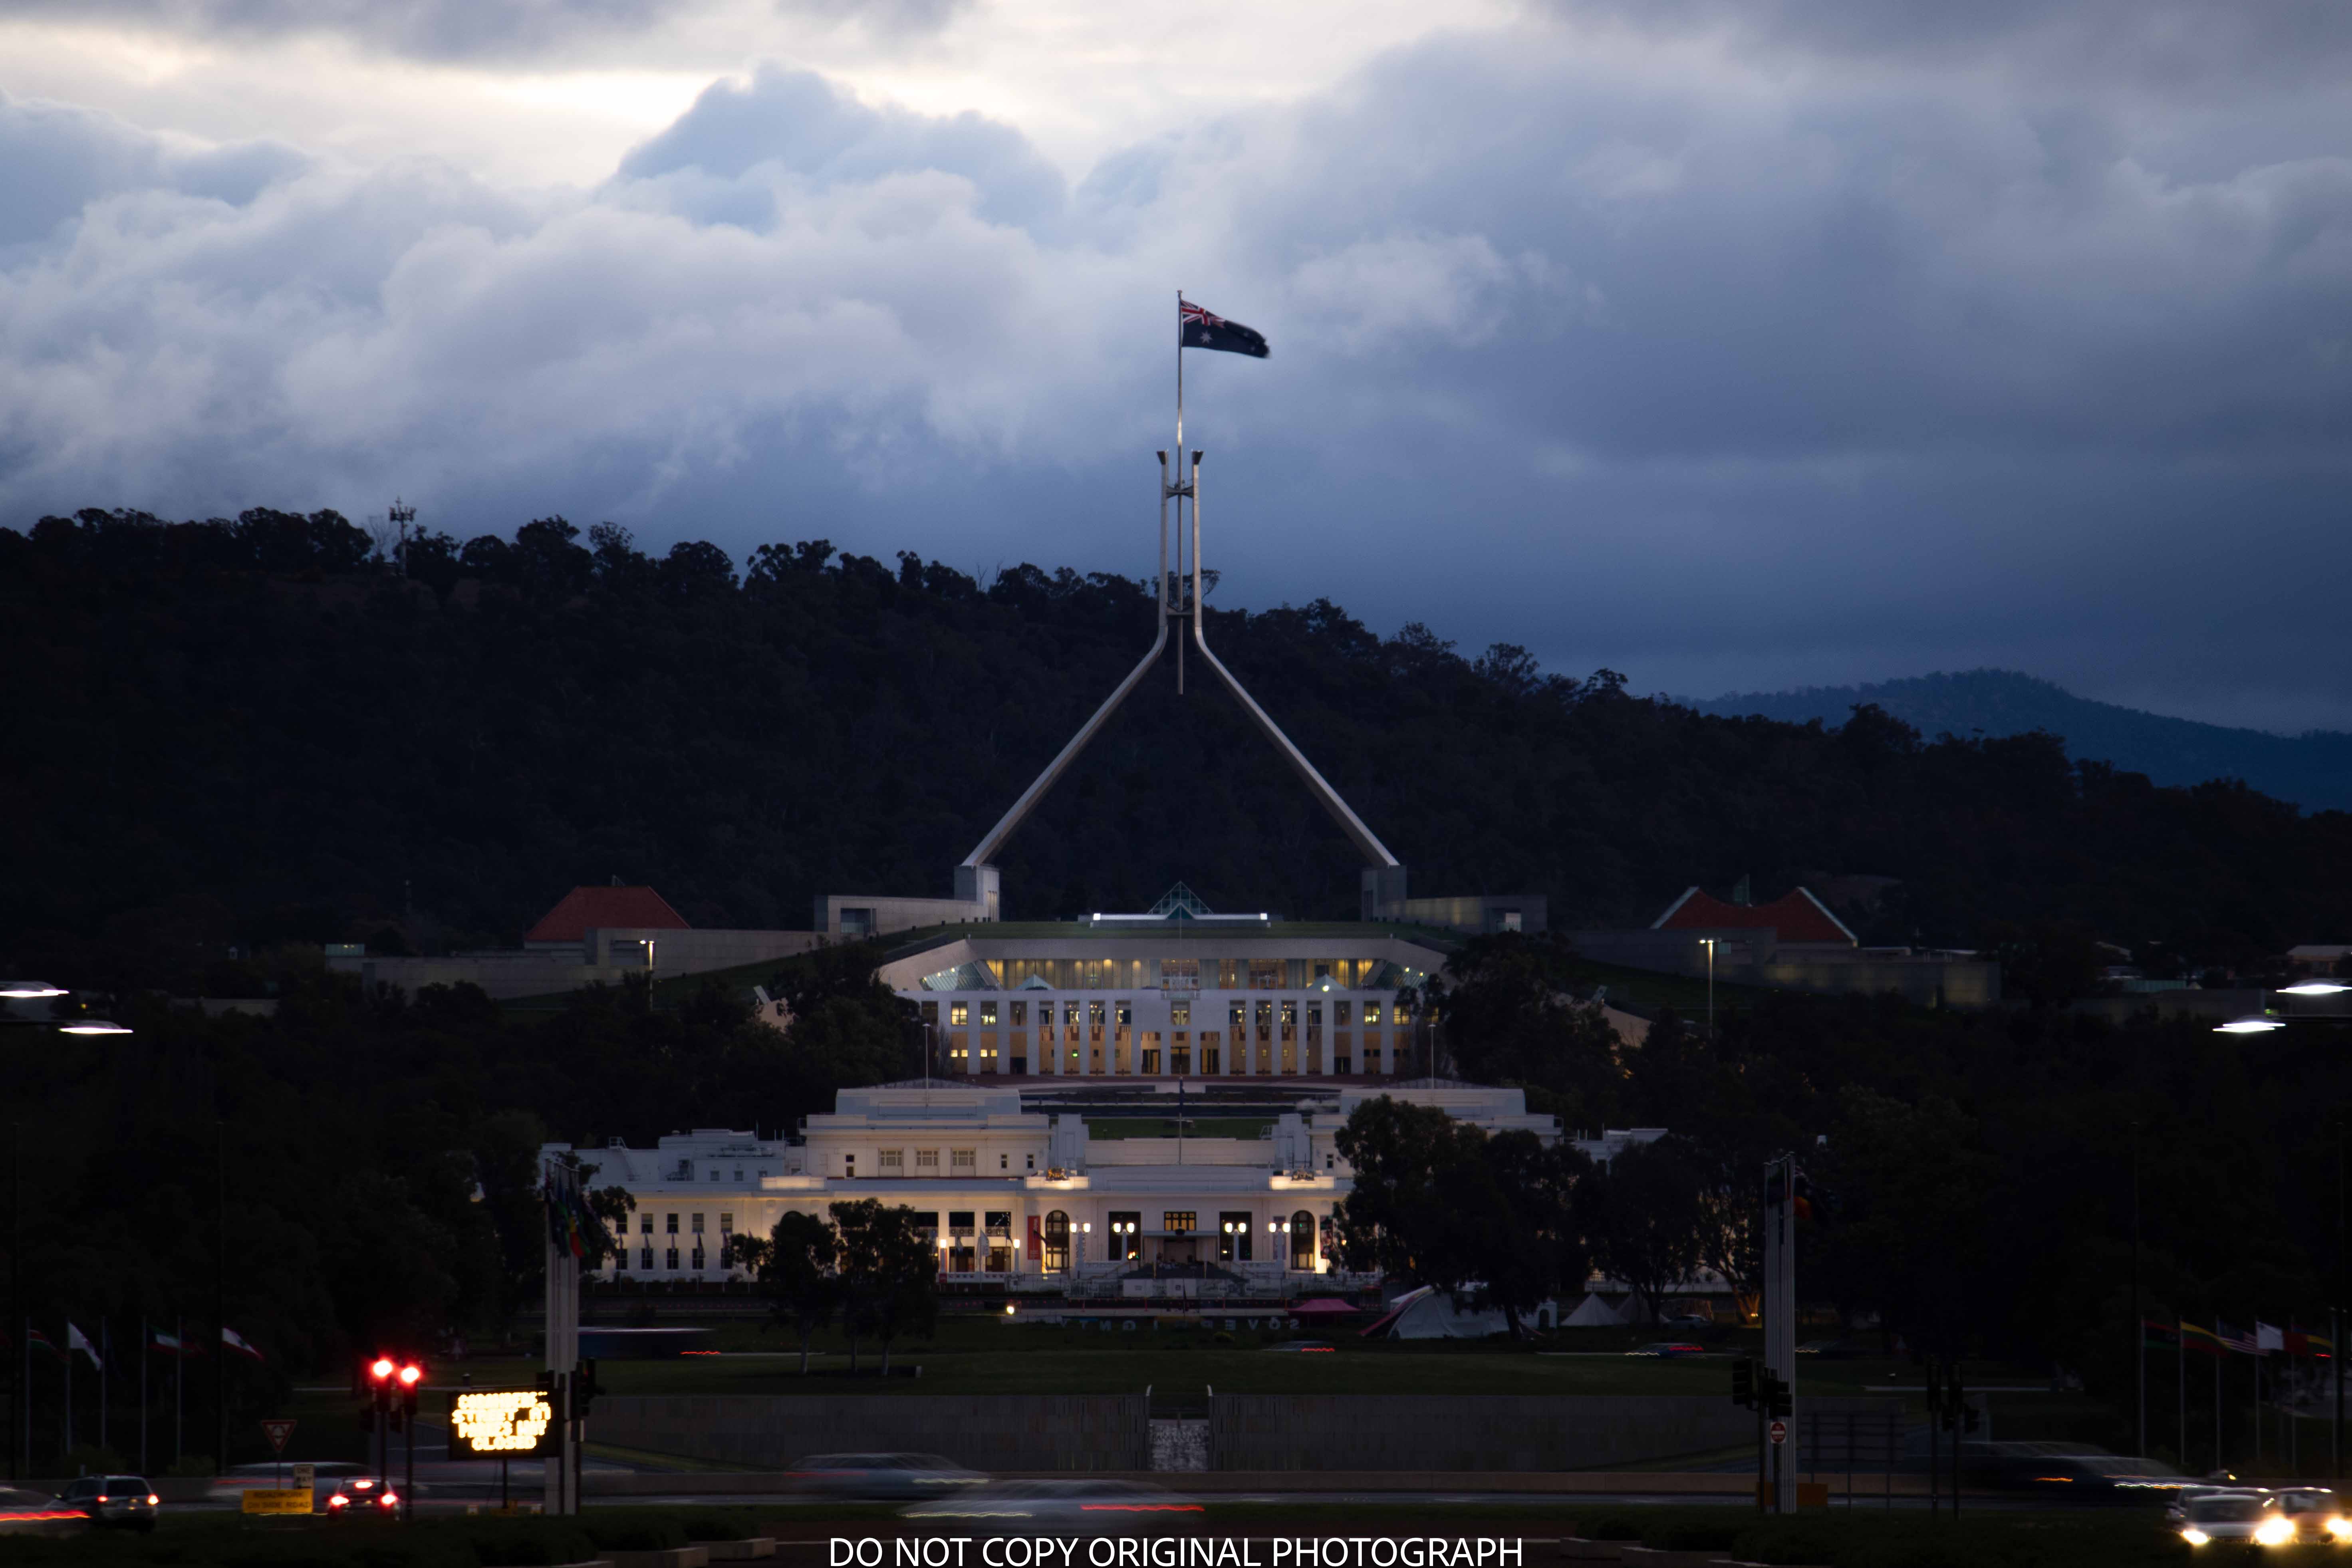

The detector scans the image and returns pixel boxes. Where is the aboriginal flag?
[1180,299,1268,358]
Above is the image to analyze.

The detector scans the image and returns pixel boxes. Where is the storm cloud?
[2,4,2349,728]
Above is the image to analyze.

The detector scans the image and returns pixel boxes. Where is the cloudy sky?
[4,2,2350,728]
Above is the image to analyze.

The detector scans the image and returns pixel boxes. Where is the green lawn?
[415,1318,2050,1405]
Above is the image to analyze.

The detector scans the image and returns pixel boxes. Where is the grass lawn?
[411,1319,2049,1405]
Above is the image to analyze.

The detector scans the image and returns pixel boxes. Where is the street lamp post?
[1701,939,1717,1041]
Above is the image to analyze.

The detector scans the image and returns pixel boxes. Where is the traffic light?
[1730,1357,1755,1409]
[368,1355,396,1413]
[398,1362,423,1416]
[1757,1369,1792,1419]
[575,1358,601,1418]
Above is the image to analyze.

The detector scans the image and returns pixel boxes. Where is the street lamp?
[2215,1015,2285,1034]
[2283,982,2352,997]
[1700,939,1717,1041]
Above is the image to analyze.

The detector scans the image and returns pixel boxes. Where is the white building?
[549,1081,1663,1292]
[875,909,1452,1080]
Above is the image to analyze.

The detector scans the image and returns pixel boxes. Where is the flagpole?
[63,1322,70,1462]
[140,1320,147,1477]
[1175,288,1185,695]
[99,1320,106,1459]
[2177,1312,2185,1470]
[174,1313,183,1468]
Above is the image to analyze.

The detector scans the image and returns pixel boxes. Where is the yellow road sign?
[240,1488,314,1516]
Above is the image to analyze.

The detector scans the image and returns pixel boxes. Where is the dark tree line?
[0,940,912,1471]
[6,507,2350,991]
[1362,932,2352,1450]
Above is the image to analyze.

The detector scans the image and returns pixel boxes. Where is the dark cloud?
[4,28,2351,727]
[1542,0,2352,97]
[612,65,1065,232]
[2,0,676,60]
[0,93,308,248]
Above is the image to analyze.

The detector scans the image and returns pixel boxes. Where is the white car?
[2177,1490,2291,1547]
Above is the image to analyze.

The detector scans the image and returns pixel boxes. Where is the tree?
[736,1211,840,1374]
[829,1199,938,1375]
[1334,1097,1592,1337]
[1435,1129,1593,1337]
[1576,1139,1706,1326]
[1332,1097,1479,1282]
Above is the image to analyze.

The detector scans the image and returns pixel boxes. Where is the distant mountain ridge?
[1683,670,2352,814]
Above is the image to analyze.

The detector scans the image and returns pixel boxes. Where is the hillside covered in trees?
[5,506,2348,991]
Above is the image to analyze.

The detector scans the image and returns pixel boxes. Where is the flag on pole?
[220,1326,265,1362]
[2142,1318,2181,1351]
[2181,1320,2223,1356]
[147,1328,189,1357]
[66,1323,99,1367]
[2218,1320,2262,1355]
[2256,1322,2285,1353]
[26,1327,60,1360]
[2290,1329,2334,1358]
[1179,299,1269,359]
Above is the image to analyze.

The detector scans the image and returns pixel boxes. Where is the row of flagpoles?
[8,1318,265,1477]
[2145,1314,2337,1474]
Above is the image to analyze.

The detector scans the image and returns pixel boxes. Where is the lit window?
[980,1000,998,1026]
[950,1001,970,1026]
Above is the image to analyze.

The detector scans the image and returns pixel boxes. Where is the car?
[2175,1490,2289,1547]
[54,1476,157,1533]
[323,1476,404,1518]
[787,1454,985,1500]
[903,1479,1203,1536]
[0,1486,87,1537]
[2272,1487,2352,1543]
[1625,1342,1706,1358]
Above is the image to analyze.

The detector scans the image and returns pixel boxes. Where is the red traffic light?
[368,1356,395,1382]
[397,1363,422,1387]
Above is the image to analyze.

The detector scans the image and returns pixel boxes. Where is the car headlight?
[2255,1516,2296,1547]
[2330,1516,2352,1541]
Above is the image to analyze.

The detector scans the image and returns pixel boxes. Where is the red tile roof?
[1650,886,1857,945]
[525,886,691,943]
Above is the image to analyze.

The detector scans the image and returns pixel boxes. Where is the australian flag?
[1180,298,1269,358]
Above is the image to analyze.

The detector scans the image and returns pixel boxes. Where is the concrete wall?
[818,895,989,939]
[591,1393,1884,1473]
[1570,931,2000,1009]
[332,929,825,1000]
[592,1393,1149,1471]
[1383,895,1548,936]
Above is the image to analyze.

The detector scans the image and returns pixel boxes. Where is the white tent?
[1372,1284,1512,1340]
[1560,1293,1626,1328]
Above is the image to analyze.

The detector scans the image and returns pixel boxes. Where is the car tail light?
[380,1491,399,1508]
[327,1495,348,1510]
[94,1496,108,1504]
[146,1495,159,1506]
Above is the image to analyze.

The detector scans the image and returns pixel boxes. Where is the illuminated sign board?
[448,1387,558,1457]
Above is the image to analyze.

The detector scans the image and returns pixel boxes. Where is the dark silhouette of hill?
[1687,670,2352,812]
[5,508,2350,991]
